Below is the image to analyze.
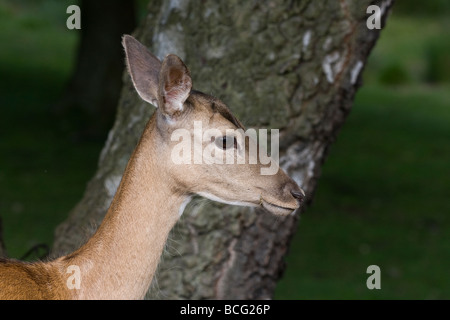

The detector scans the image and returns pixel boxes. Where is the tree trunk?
[54,0,136,138]
[52,0,393,299]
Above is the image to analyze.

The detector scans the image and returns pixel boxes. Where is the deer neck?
[65,119,188,299]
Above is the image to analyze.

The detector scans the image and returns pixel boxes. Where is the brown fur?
[0,258,70,299]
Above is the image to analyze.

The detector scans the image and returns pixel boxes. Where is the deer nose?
[290,189,305,204]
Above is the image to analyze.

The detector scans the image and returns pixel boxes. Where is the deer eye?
[215,136,237,150]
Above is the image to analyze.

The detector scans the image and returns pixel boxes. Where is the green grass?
[0,1,449,299]
[275,85,450,299]
[363,15,450,85]
[0,0,103,258]
[274,11,450,300]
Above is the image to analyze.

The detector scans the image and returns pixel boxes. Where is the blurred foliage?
[394,0,450,17]
[378,63,411,85]
[424,38,450,83]
[275,1,450,299]
[276,84,450,299]
[363,13,449,85]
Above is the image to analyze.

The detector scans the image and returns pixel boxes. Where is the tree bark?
[52,0,393,299]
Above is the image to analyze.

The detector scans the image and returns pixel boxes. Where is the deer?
[0,35,305,299]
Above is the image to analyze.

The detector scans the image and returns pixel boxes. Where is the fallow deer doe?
[0,35,304,299]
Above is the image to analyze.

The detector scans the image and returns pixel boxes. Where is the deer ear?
[157,54,192,118]
[122,35,162,107]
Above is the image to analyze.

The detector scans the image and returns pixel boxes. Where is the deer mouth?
[259,196,298,216]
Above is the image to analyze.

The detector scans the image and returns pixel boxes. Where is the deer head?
[123,35,304,216]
